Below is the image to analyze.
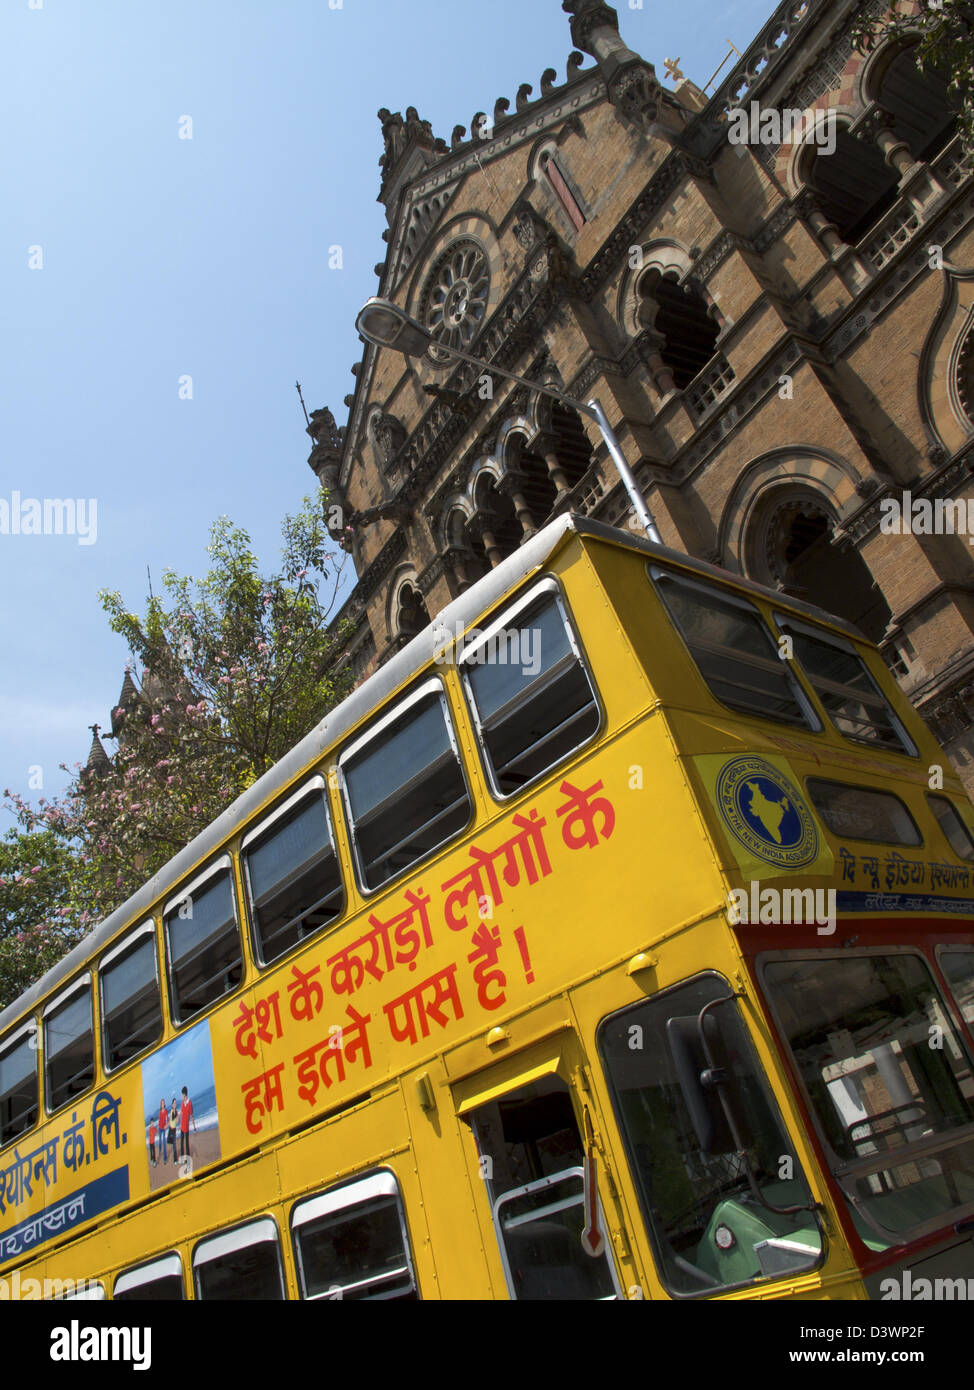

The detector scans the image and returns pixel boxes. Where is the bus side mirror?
[667,1012,753,1156]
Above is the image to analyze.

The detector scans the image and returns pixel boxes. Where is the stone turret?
[307,406,349,543]
[562,0,667,133]
[377,106,449,220]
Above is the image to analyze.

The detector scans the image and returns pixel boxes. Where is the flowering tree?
[2,494,352,1007]
[853,1,974,154]
[0,829,85,1009]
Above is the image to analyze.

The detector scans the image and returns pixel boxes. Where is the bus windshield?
[761,952,974,1245]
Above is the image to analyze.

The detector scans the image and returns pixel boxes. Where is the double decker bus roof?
[0,512,865,1035]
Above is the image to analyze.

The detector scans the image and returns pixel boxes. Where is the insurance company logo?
[715,755,818,869]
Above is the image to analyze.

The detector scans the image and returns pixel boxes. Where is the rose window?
[422,240,490,358]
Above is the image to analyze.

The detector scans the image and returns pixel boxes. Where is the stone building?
[307,0,974,792]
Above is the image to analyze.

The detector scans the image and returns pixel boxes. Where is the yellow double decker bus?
[2,513,974,1302]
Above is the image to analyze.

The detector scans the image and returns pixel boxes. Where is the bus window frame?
[772,613,919,758]
[935,944,974,1037]
[0,1017,40,1150]
[337,676,474,898]
[596,968,825,1299]
[648,564,822,732]
[163,855,243,1029]
[113,1251,184,1301]
[458,576,604,805]
[98,921,163,1076]
[927,794,974,862]
[42,973,95,1118]
[289,1168,418,1301]
[756,944,974,1244]
[240,773,346,970]
[804,776,924,848]
[192,1214,285,1301]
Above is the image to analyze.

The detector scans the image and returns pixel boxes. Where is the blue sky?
[1,0,773,828]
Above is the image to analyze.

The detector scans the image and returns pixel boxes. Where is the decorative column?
[467,512,504,569]
[444,544,479,592]
[499,472,537,538]
[794,189,872,291]
[534,433,572,497]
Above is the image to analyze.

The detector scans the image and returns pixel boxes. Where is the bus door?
[452,1038,624,1300]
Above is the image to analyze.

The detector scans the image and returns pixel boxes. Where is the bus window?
[762,952,974,1243]
[242,777,344,966]
[937,949,974,1028]
[651,568,817,728]
[114,1253,184,1301]
[460,583,600,798]
[467,1076,619,1300]
[194,1218,285,1300]
[291,1171,418,1300]
[775,617,917,755]
[928,795,974,861]
[598,974,822,1296]
[339,680,471,892]
[164,860,242,1024]
[0,1025,37,1146]
[806,779,922,846]
[44,978,94,1113]
[100,924,162,1072]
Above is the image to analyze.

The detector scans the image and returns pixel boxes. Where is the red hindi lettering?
[241,1062,286,1135]
[288,964,325,1022]
[467,922,506,1011]
[556,779,615,850]
[384,964,464,1045]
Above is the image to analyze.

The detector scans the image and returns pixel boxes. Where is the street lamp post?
[354,297,662,544]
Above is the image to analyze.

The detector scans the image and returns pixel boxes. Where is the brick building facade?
[306,0,974,793]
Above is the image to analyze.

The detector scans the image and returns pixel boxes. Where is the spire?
[562,0,665,133]
[84,723,111,778]
[111,669,140,737]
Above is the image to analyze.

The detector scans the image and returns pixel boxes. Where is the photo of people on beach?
[140,1019,222,1191]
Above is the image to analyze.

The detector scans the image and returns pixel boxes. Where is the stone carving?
[562,0,619,55]
[378,106,435,176]
[516,84,533,113]
[370,411,407,467]
[610,61,663,130]
[512,204,542,250]
[530,231,577,291]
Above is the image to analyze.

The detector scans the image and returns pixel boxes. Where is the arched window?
[396,583,430,642]
[470,473,521,568]
[802,126,899,246]
[746,493,892,645]
[541,152,585,232]
[873,42,956,163]
[637,270,720,390]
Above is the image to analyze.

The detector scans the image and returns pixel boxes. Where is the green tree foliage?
[853,1,974,154]
[0,829,84,1011]
[2,495,351,1009]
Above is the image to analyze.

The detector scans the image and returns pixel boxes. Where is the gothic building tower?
[309,0,974,793]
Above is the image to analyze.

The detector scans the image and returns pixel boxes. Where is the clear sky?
[1,0,774,826]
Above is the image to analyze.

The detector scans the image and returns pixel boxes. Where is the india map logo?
[715,755,818,869]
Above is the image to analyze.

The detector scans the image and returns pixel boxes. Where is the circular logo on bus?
[715,756,818,869]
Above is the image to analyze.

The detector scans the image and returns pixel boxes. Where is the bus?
[1,512,973,1302]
